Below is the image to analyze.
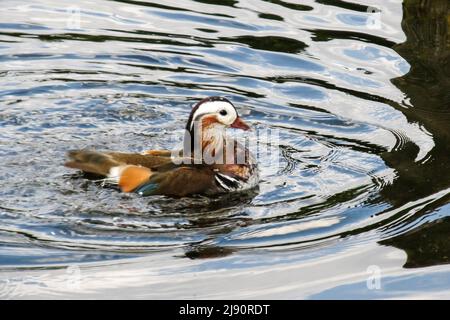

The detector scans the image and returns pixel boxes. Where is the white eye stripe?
[190,101,237,130]
[193,101,236,119]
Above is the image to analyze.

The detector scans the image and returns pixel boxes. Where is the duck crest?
[185,96,233,132]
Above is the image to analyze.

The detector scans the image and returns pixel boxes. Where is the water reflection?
[0,0,449,298]
[380,0,450,268]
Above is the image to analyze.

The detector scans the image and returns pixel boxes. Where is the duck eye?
[219,109,228,116]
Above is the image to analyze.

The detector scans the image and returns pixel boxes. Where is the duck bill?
[230,117,251,131]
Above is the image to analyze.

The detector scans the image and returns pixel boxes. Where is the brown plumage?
[65,150,172,175]
[64,96,259,197]
[65,150,120,176]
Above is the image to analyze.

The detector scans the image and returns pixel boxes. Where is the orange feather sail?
[118,166,153,193]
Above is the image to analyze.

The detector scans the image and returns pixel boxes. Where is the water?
[0,0,449,299]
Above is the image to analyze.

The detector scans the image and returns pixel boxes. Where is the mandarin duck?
[65,96,259,197]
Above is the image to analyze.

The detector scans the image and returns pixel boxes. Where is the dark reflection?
[191,0,238,7]
[383,216,450,268]
[220,35,307,54]
[262,0,313,12]
[316,0,372,12]
[379,0,450,267]
[0,31,213,47]
[112,0,234,17]
[308,29,396,47]
[196,28,219,33]
[258,13,284,21]
[112,0,191,13]
[185,245,235,259]
[182,192,256,259]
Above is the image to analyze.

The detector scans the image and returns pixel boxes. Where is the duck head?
[186,96,250,132]
[183,97,250,161]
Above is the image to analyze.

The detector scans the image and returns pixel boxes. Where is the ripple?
[0,0,448,299]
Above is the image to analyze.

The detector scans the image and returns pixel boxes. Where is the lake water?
[0,0,449,299]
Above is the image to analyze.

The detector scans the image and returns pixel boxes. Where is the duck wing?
[65,150,173,176]
[131,166,216,197]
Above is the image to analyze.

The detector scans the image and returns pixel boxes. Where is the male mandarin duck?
[65,96,259,197]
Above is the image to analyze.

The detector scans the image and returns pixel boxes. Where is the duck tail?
[65,150,120,176]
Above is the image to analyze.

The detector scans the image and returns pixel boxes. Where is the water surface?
[0,0,449,299]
